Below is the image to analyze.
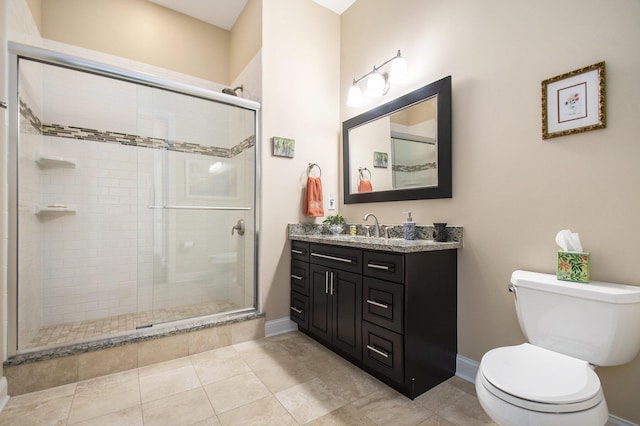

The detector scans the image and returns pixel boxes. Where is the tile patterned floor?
[26,300,239,349]
[0,331,497,425]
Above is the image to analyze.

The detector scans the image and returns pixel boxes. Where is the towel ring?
[358,167,371,180]
[307,163,322,177]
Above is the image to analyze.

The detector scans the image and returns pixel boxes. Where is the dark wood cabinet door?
[332,270,362,360]
[309,264,331,342]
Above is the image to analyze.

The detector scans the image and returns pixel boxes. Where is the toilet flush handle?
[508,283,518,301]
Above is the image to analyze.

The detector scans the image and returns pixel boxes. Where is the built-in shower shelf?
[34,204,77,215]
[35,153,76,168]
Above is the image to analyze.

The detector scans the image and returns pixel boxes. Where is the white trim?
[606,415,638,426]
[265,317,297,337]
[455,353,479,383]
[0,377,9,412]
[455,354,636,426]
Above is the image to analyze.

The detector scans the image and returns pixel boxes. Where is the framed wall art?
[272,136,295,158]
[373,151,388,168]
[541,62,606,139]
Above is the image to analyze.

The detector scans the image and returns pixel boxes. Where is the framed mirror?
[343,76,451,204]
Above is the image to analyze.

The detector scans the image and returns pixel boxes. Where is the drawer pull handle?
[367,345,390,358]
[311,253,353,264]
[290,306,303,314]
[292,249,304,255]
[366,299,389,309]
[367,263,390,270]
[291,274,303,280]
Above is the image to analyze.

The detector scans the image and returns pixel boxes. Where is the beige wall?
[24,0,39,29]
[230,0,261,83]
[340,0,640,422]
[261,0,340,322]
[40,0,230,83]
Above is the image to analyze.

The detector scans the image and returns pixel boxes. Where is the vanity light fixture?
[347,50,408,107]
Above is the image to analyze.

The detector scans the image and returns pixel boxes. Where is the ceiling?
[148,0,356,30]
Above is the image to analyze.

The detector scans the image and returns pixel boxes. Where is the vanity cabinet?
[290,240,457,399]
[310,244,363,359]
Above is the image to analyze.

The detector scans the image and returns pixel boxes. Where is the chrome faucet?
[363,213,381,238]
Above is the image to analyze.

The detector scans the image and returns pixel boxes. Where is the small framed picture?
[541,62,606,139]
[272,136,295,158]
[373,151,388,168]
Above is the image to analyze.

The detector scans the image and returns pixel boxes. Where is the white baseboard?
[0,377,9,413]
[455,353,479,384]
[265,317,298,337]
[606,415,638,426]
[455,354,636,426]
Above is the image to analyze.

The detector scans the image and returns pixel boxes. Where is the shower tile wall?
[39,137,140,325]
[17,59,256,348]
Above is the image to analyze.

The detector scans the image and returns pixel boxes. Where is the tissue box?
[557,251,590,283]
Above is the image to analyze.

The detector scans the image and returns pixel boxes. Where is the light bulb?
[389,54,408,84]
[347,83,363,107]
[366,70,385,97]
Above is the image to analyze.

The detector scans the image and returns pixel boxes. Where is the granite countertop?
[288,223,463,253]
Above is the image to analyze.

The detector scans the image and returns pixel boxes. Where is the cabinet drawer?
[291,241,310,261]
[291,260,310,296]
[363,251,404,284]
[362,321,404,384]
[363,277,403,333]
[290,292,309,330]
[310,244,362,274]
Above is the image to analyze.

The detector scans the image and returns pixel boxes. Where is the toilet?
[476,270,640,426]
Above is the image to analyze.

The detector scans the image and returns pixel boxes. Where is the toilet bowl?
[476,344,608,426]
[476,270,640,426]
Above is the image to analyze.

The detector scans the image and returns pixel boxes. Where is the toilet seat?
[479,343,603,413]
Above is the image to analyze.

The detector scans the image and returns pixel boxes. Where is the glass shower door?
[142,88,257,327]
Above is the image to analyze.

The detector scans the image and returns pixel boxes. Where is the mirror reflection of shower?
[222,85,244,96]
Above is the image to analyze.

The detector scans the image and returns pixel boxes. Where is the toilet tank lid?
[511,270,640,304]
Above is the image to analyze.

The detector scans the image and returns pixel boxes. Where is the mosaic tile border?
[392,161,437,172]
[20,99,254,158]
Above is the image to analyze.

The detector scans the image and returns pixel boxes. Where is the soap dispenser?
[403,212,416,240]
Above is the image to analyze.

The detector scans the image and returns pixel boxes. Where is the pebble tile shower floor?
[0,331,497,425]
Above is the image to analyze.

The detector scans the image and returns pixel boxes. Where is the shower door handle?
[232,219,245,236]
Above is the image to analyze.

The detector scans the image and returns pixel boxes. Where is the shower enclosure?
[8,46,259,354]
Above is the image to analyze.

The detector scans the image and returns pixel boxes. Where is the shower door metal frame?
[6,42,261,356]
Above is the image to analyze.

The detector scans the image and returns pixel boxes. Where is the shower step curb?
[3,313,265,396]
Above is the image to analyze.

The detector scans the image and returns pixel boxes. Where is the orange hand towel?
[358,179,373,193]
[303,176,324,217]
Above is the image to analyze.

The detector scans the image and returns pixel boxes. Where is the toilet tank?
[510,270,640,366]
